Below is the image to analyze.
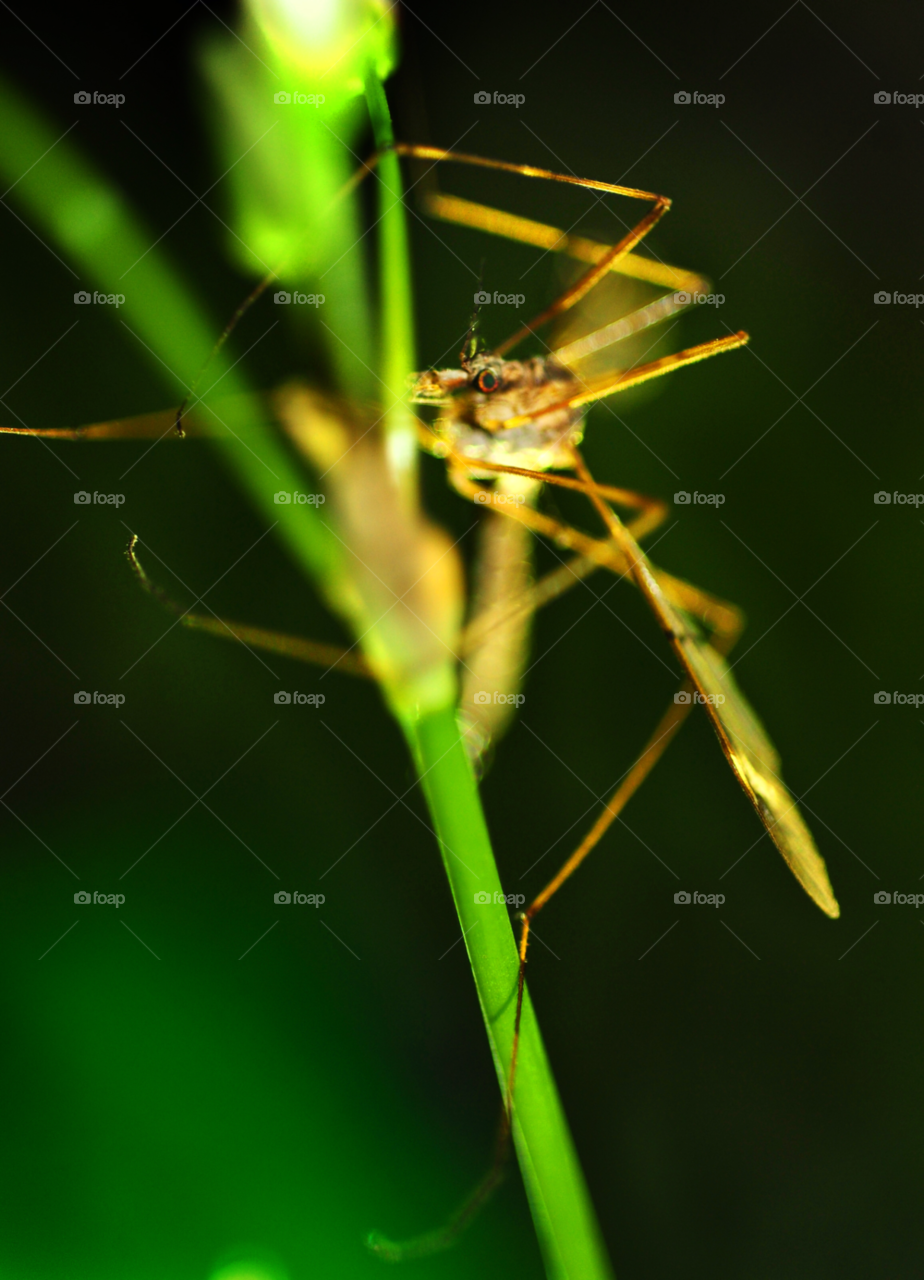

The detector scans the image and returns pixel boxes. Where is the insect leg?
[126,537,371,677]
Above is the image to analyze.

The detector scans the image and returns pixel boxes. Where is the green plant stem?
[363,74,418,501]
[405,706,614,1280]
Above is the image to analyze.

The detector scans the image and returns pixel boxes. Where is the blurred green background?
[1,1,922,1277]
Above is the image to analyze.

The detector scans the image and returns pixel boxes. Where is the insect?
[3,143,840,1257]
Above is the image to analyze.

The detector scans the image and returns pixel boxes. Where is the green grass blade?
[407,706,614,1280]
[363,74,418,499]
[0,73,341,596]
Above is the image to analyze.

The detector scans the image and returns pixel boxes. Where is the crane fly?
[1,142,840,1258]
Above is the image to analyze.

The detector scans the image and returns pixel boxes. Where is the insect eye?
[476,369,500,394]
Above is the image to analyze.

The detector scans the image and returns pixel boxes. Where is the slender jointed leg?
[126,537,372,677]
[345,143,676,359]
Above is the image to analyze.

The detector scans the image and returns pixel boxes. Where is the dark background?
[1,2,922,1278]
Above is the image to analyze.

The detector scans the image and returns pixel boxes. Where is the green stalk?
[363,74,418,500]
[405,707,614,1280]
[366,77,614,1280]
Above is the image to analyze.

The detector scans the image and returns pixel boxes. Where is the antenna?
[461,259,488,365]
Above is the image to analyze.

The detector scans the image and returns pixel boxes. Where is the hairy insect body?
[414,355,585,477]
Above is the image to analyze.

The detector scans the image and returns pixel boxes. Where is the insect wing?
[619,526,839,919]
[669,612,839,918]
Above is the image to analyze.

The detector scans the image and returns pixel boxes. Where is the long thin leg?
[480,332,750,432]
[418,190,705,295]
[343,143,676,358]
[508,679,698,1106]
[458,485,669,659]
[0,410,205,439]
[127,537,371,677]
[491,198,670,358]
[442,450,742,647]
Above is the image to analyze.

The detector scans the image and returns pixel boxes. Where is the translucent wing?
[617,518,840,918]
